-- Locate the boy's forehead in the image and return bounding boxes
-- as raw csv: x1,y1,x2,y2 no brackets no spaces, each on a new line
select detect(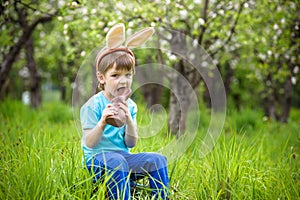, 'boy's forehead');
107,65,132,73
